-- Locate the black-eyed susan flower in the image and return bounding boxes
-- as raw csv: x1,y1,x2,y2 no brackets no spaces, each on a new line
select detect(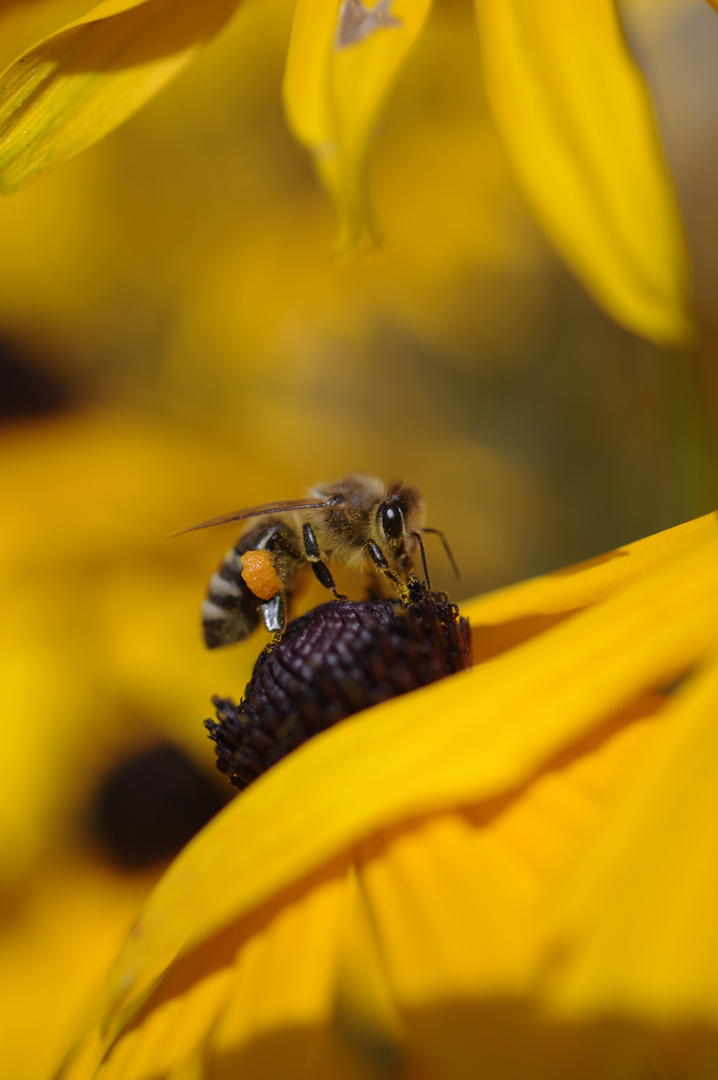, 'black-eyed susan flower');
206,579,473,788
0,0,695,345
54,510,718,1080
